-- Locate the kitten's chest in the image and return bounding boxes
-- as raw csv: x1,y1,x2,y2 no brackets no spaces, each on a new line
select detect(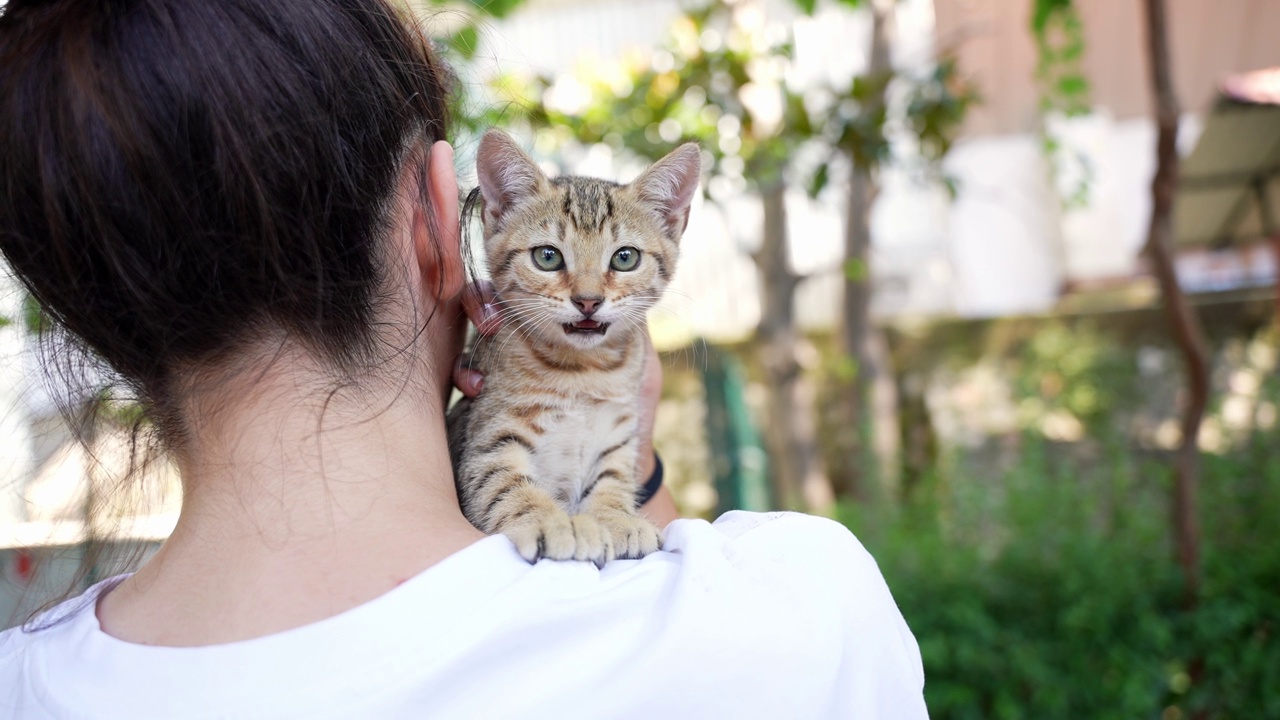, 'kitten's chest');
531,394,636,484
